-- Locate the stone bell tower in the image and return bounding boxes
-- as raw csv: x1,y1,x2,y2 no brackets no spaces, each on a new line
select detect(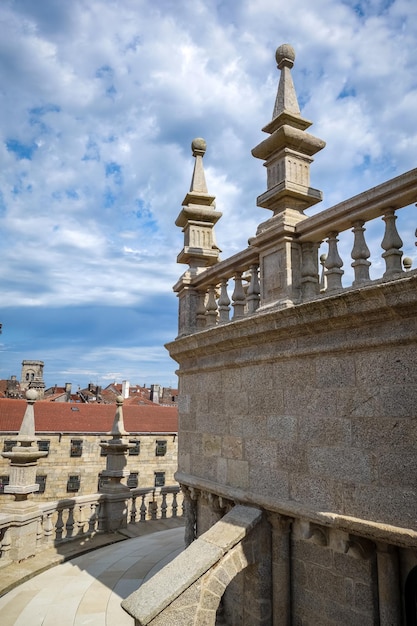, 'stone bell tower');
20,360,45,399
